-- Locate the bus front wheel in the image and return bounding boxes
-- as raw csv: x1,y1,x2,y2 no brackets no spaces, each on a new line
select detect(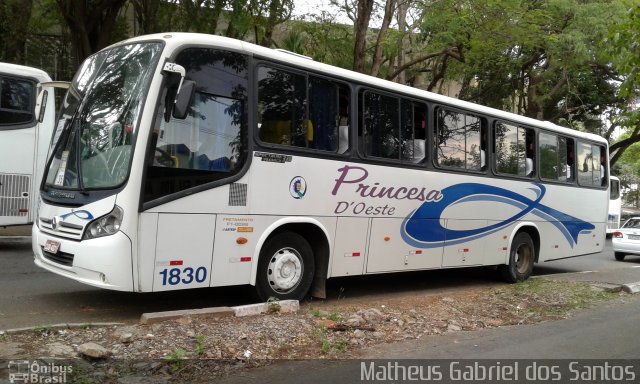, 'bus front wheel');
255,231,315,301
500,232,535,283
